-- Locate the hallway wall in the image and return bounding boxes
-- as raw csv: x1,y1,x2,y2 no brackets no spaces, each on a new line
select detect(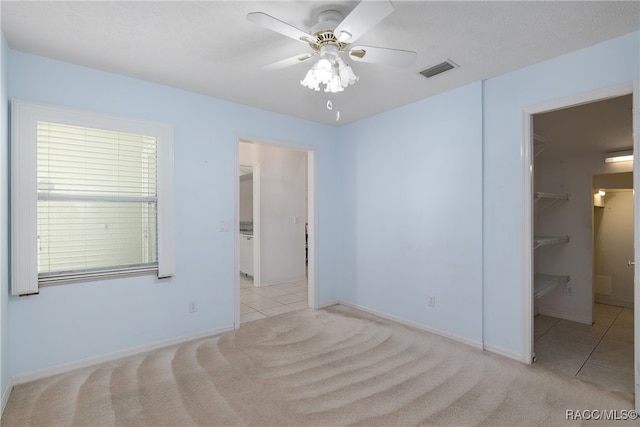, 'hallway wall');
594,190,634,307
239,142,307,286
